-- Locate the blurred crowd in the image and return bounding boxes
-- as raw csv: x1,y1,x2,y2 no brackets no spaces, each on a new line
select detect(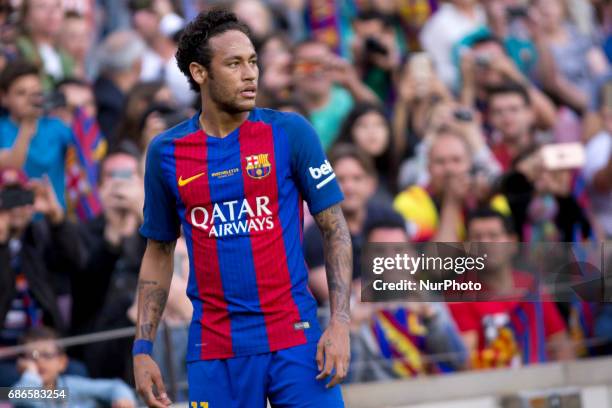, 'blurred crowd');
1,0,612,403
